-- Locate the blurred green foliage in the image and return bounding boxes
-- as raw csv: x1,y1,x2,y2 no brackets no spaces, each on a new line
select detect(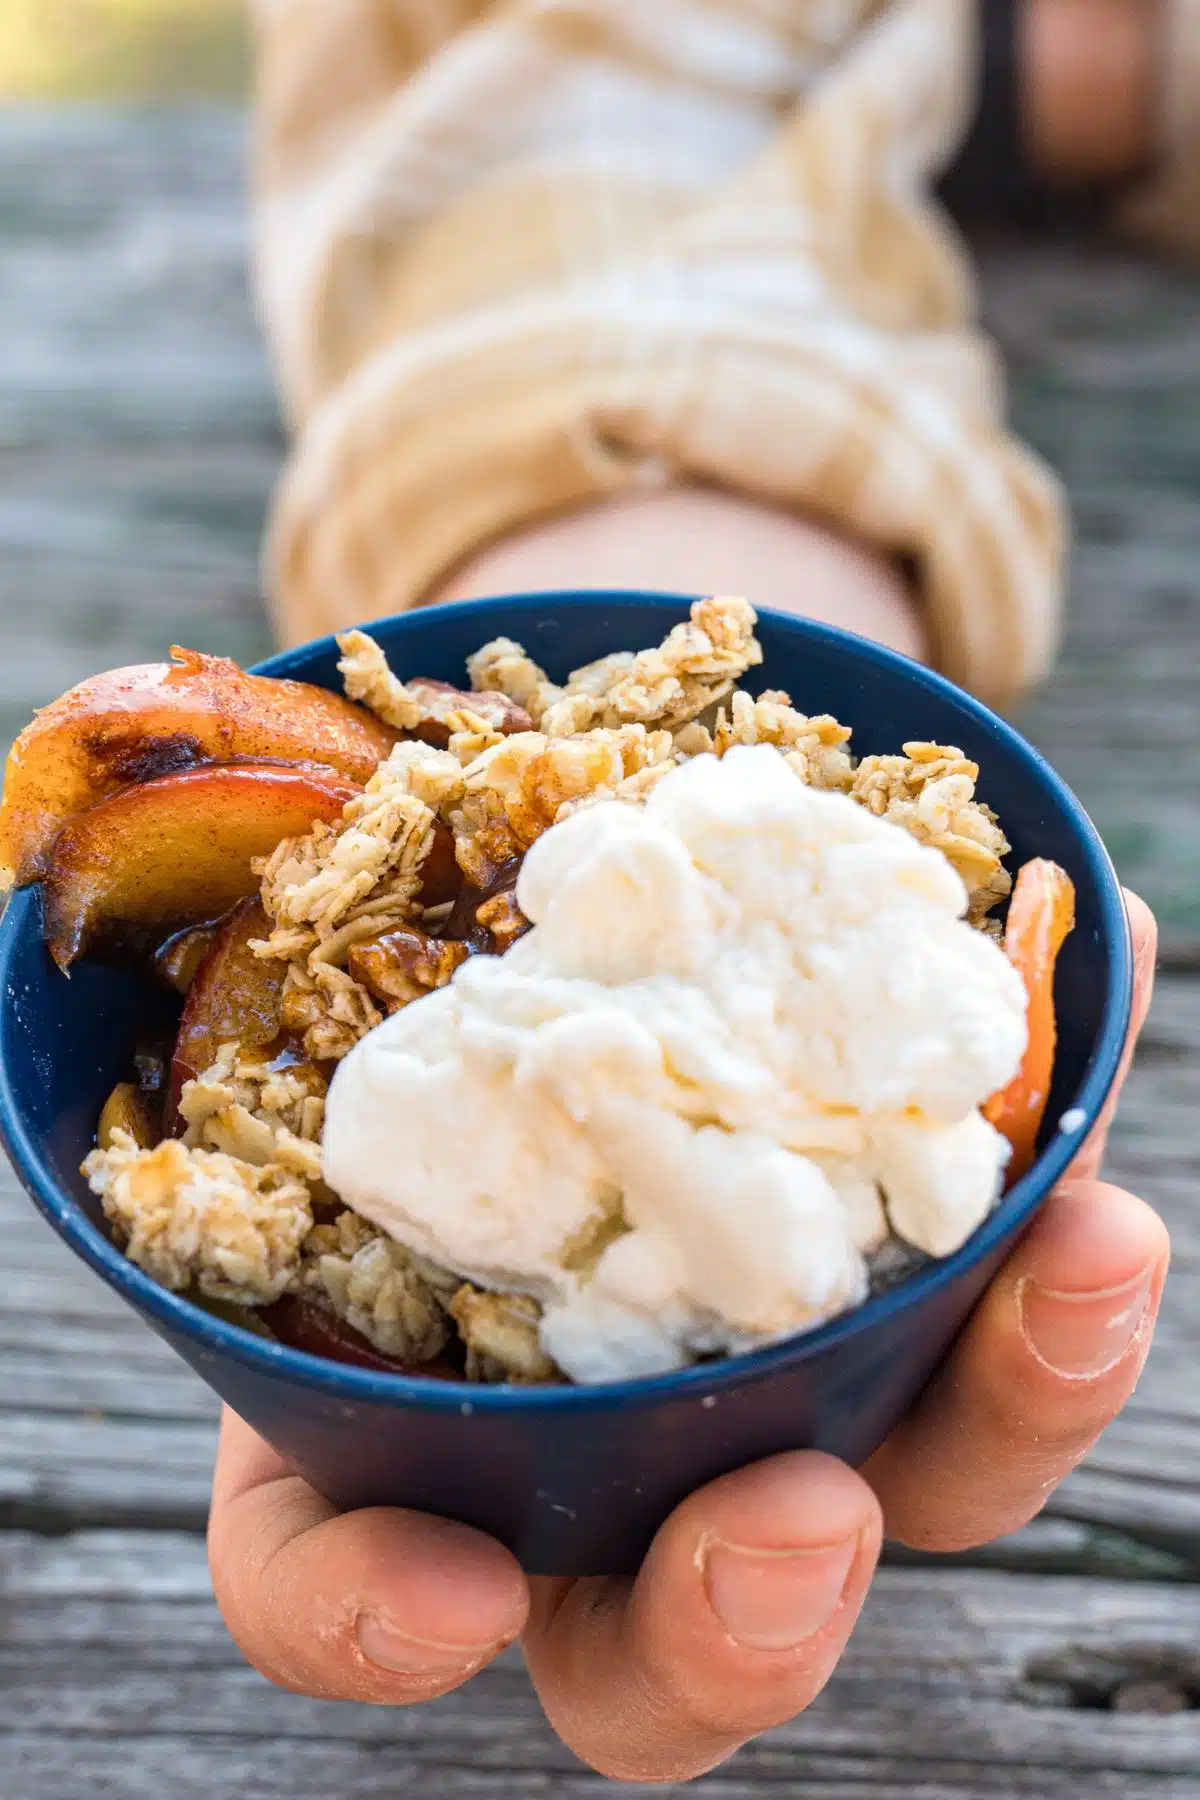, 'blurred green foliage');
0,0,248,98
